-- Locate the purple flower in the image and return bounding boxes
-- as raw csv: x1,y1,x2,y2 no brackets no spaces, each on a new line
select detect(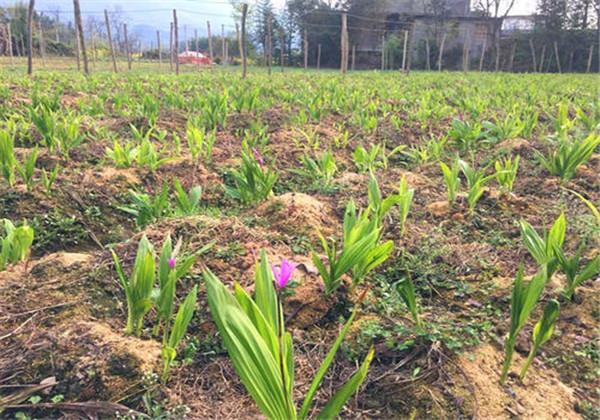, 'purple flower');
168,257,176,270
271,258,297,289
252,148,265,167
